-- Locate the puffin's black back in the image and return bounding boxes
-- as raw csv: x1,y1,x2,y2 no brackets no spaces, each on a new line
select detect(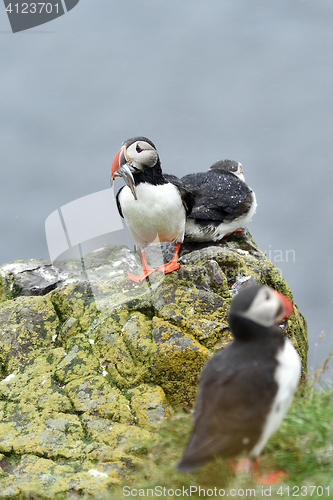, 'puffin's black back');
181,170,252,222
